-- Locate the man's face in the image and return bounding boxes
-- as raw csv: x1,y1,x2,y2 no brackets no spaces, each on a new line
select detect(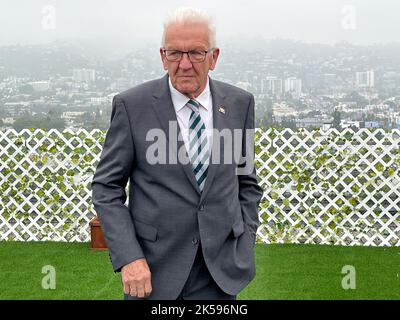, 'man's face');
160,22,220,98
